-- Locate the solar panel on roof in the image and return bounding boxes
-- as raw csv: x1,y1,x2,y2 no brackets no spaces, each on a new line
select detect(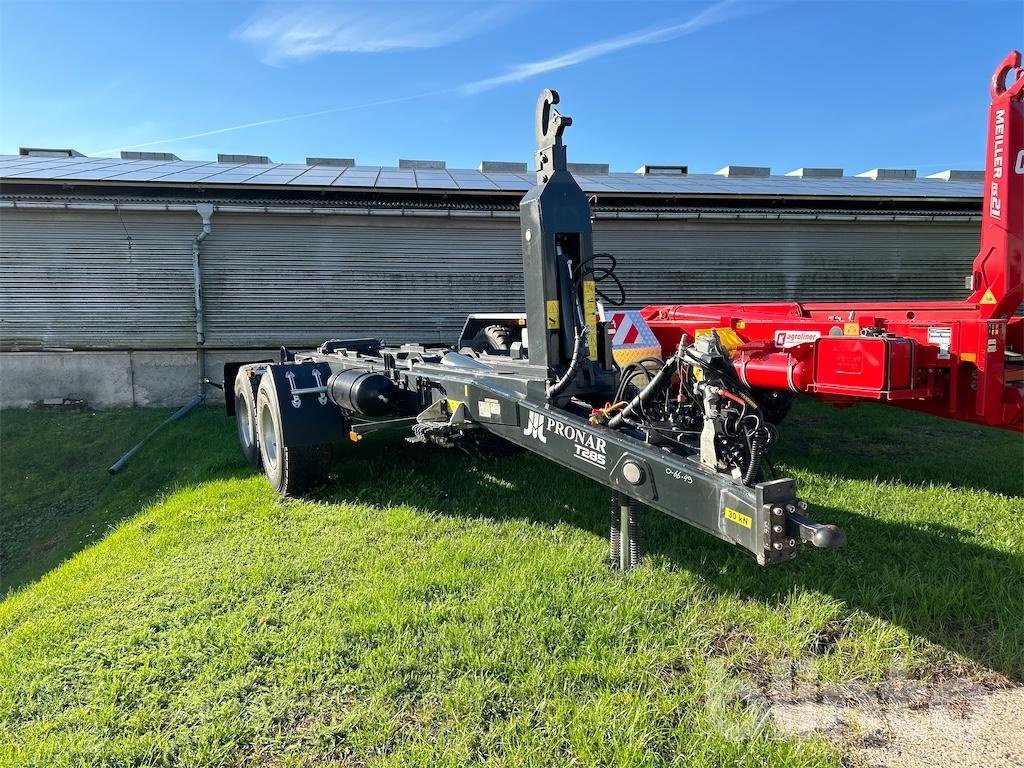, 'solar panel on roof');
104,163,179,179
331,169,379,187
51,165,127,179
242,171,306,184
450,173,498,191
413,170,458,190
202,173,264,183
485,173,531,191
376,172,417,188
0,154,983,199
291,168,341,179
572,176,617,191
2,158,55,169
151,172,214,181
